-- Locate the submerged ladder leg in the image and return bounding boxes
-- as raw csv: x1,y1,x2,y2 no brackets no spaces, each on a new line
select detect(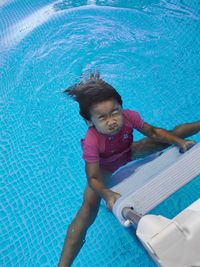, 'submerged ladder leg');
122,207,142,227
